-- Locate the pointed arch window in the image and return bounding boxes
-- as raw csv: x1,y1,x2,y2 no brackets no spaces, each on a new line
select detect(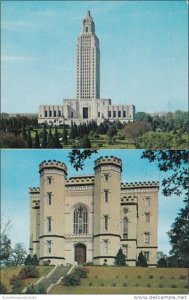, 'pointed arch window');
123,217,128,239
73,206,88,235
